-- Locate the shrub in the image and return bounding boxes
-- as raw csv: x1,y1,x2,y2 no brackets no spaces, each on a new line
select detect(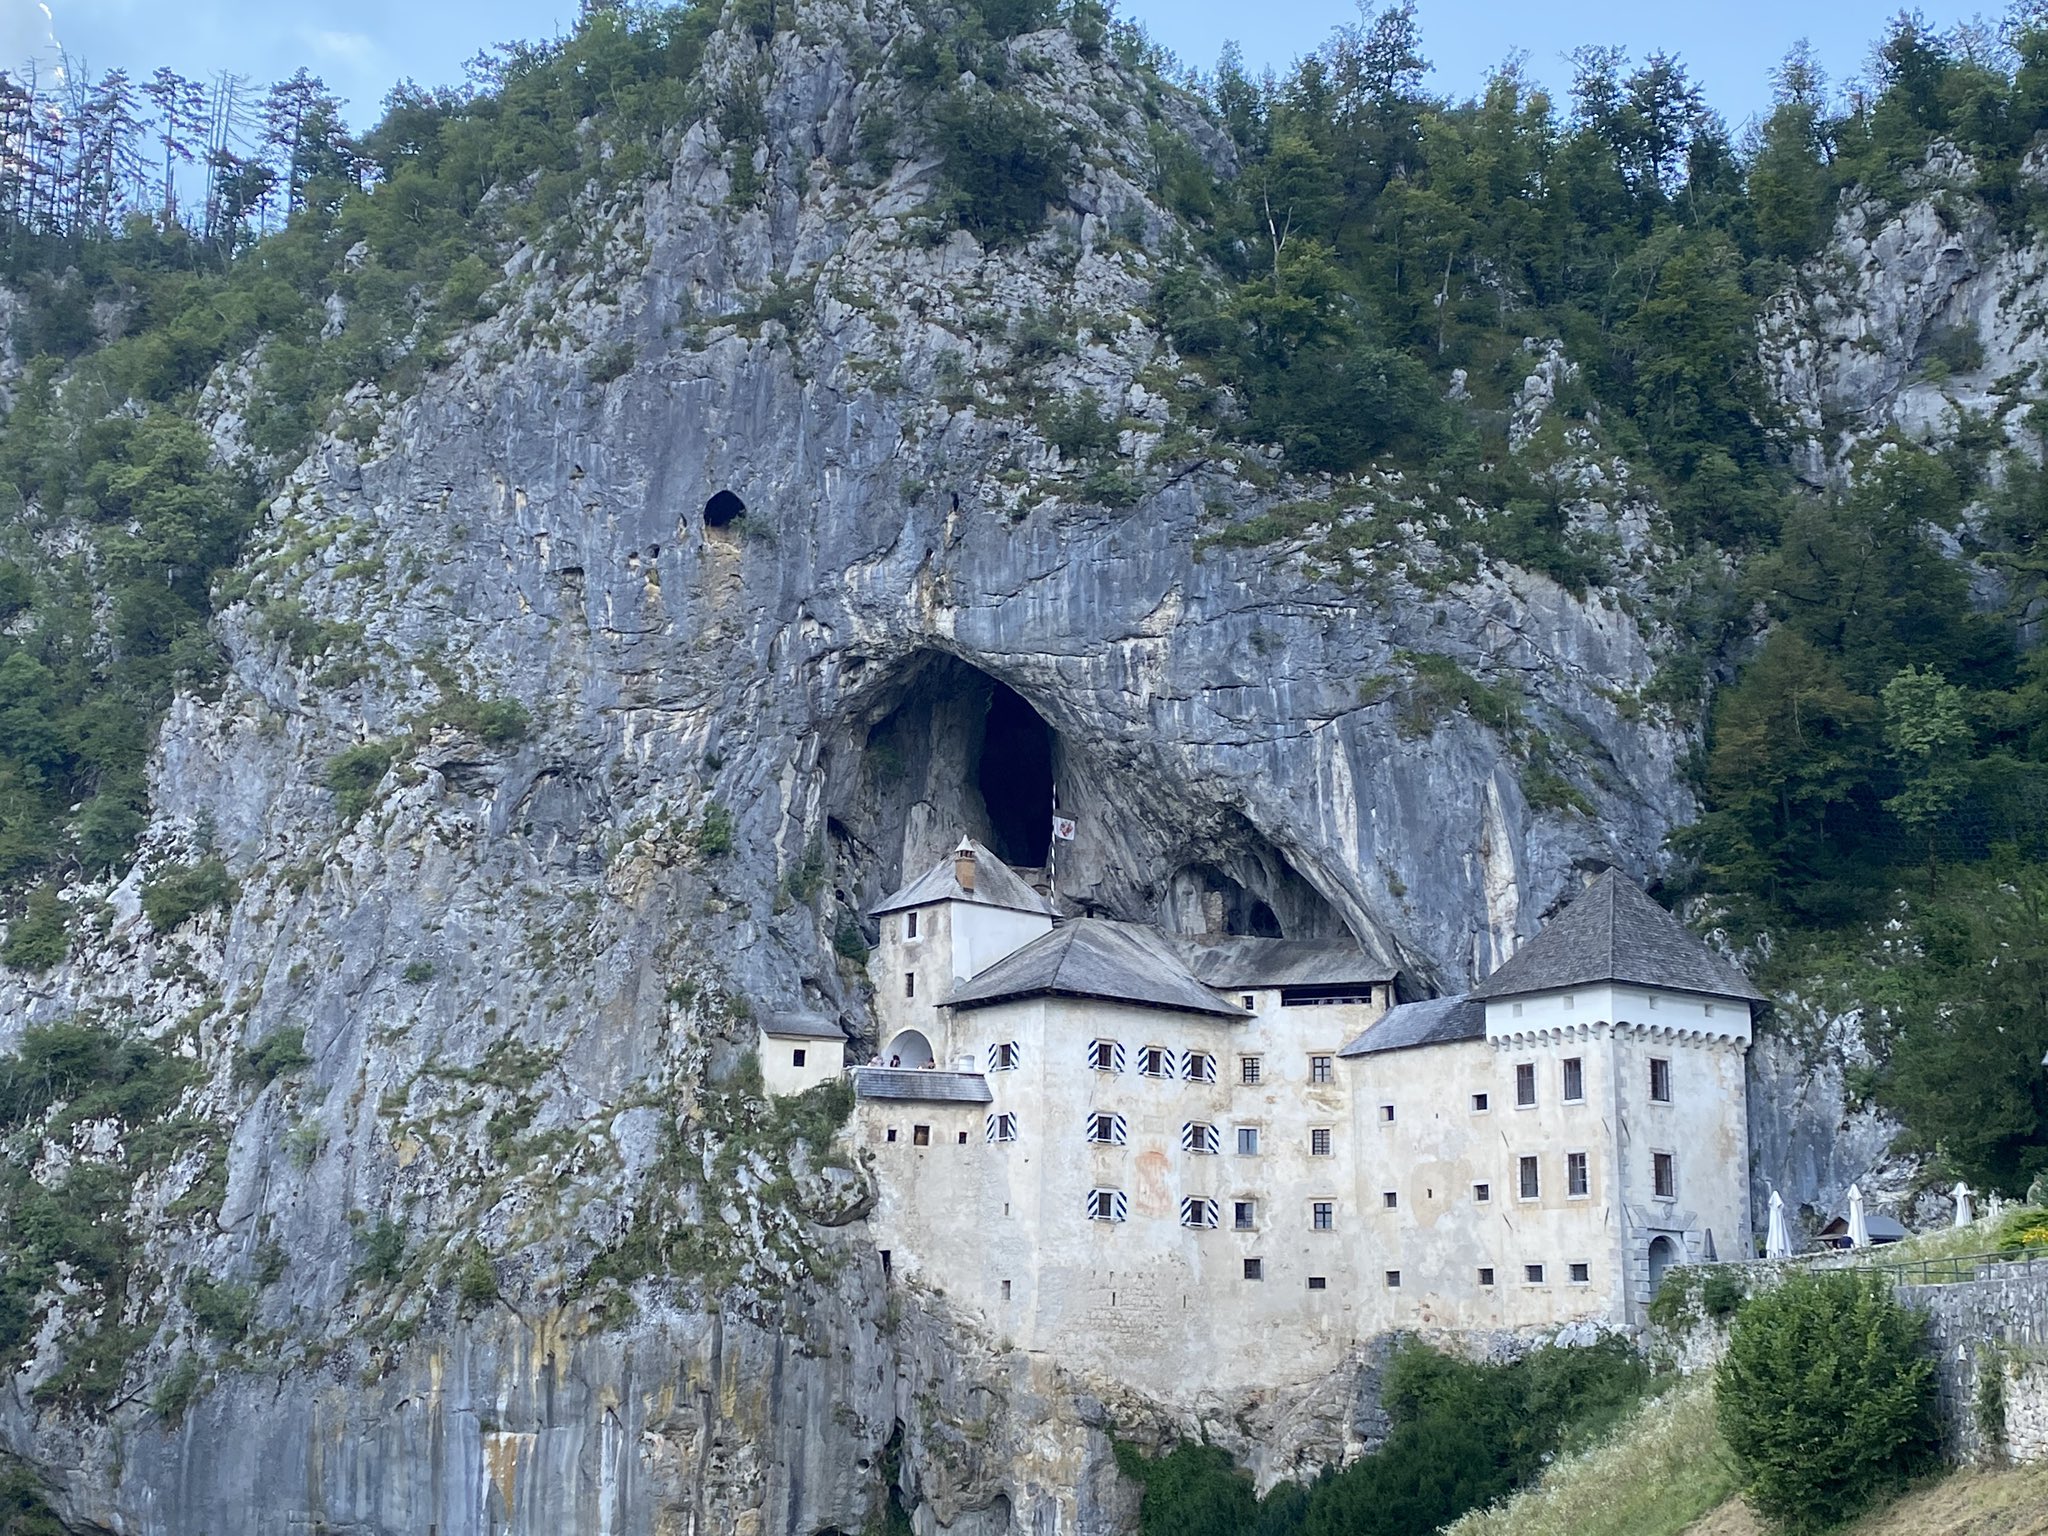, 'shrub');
697,802,736,858
239,1026,311,1086
1994,1207,2048,1251
1715,1269,1939,1532
185,1276,256,1342
354,1218,407,1287
1039,390,1117,459
323,742,396,823
152,1354,201,1424
456,1243,497,1311
402,960,435,984
588,341,637,384
933,90,1070,245
140,858,239,932
1,884,67,971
